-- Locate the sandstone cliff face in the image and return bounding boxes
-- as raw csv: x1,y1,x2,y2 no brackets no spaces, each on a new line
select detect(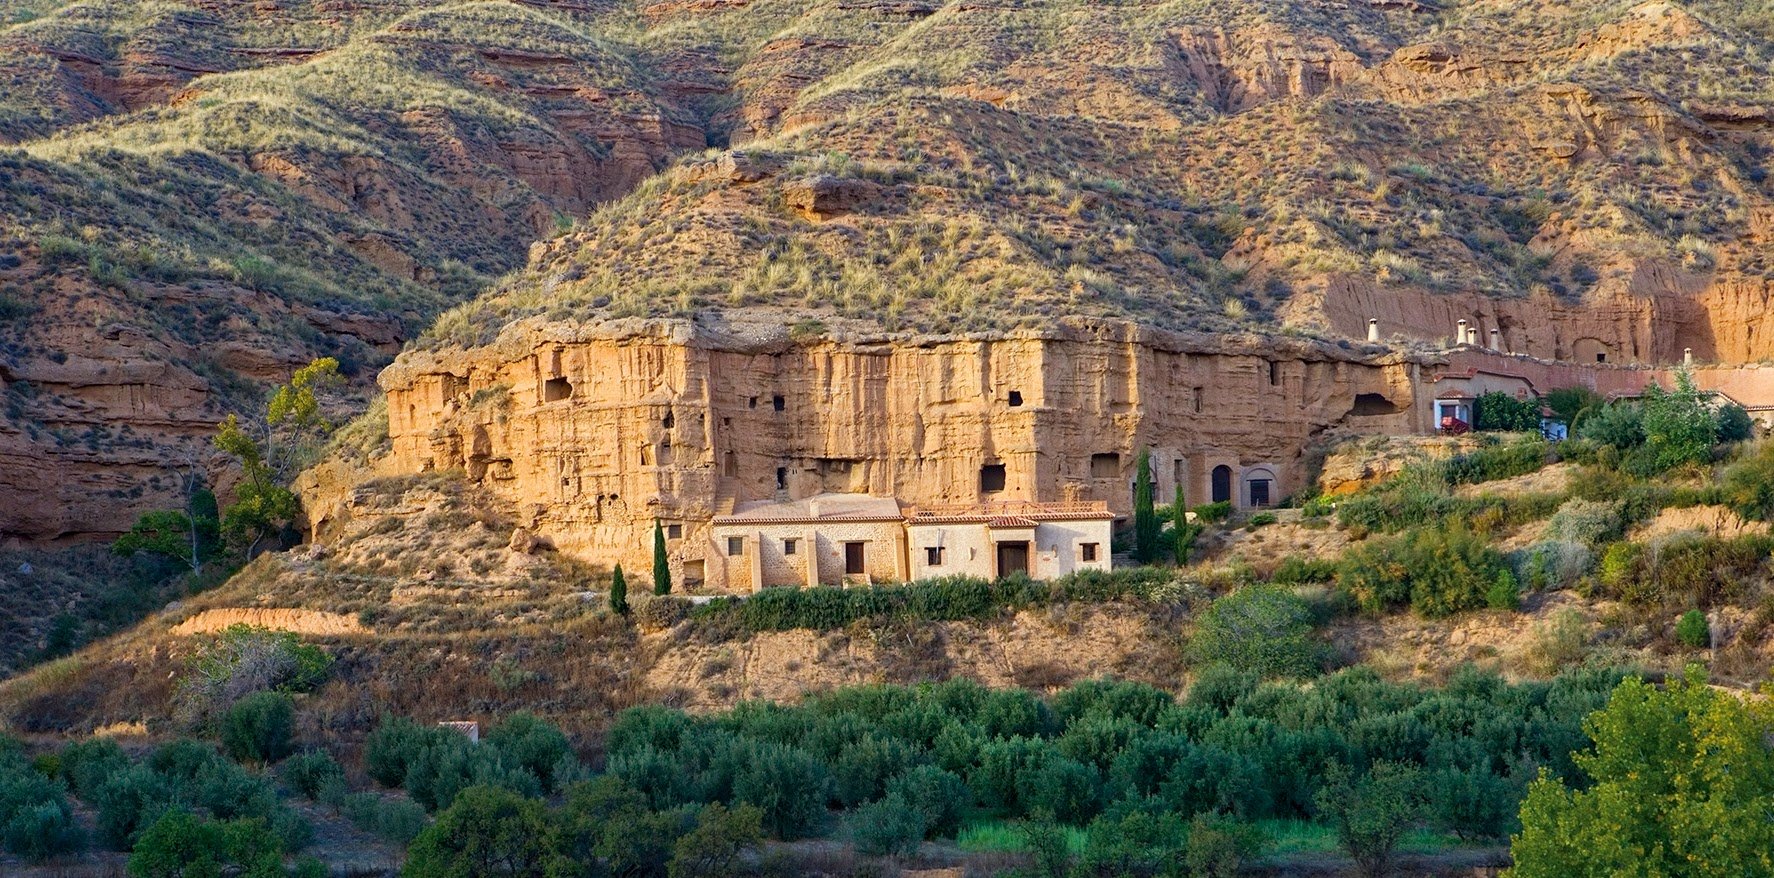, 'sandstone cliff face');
357,319,1416,580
